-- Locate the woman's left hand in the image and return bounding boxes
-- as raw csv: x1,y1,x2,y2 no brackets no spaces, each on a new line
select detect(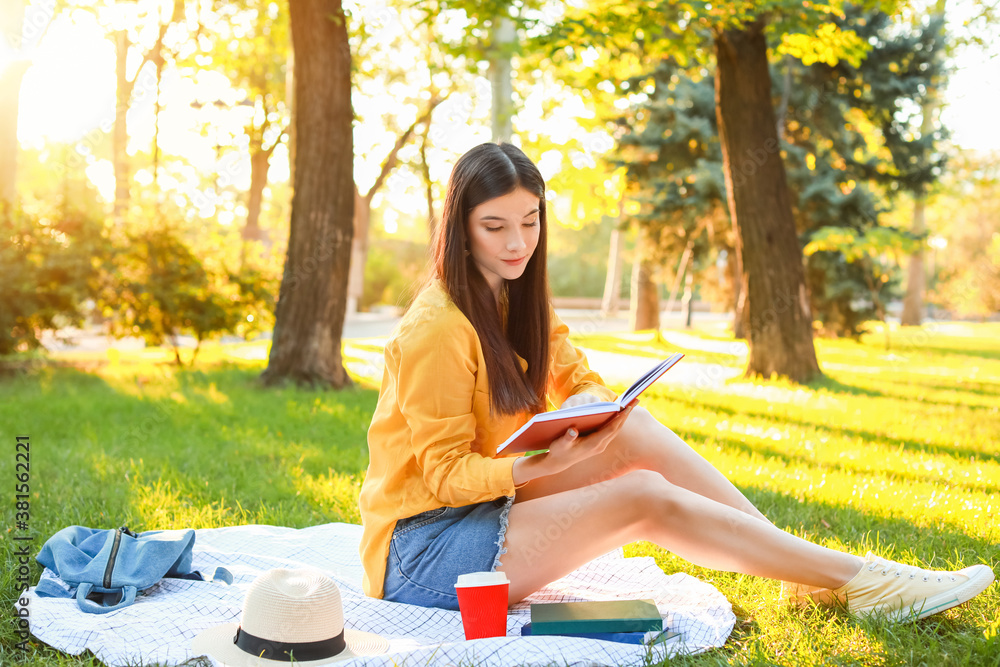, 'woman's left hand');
559,391,607,410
